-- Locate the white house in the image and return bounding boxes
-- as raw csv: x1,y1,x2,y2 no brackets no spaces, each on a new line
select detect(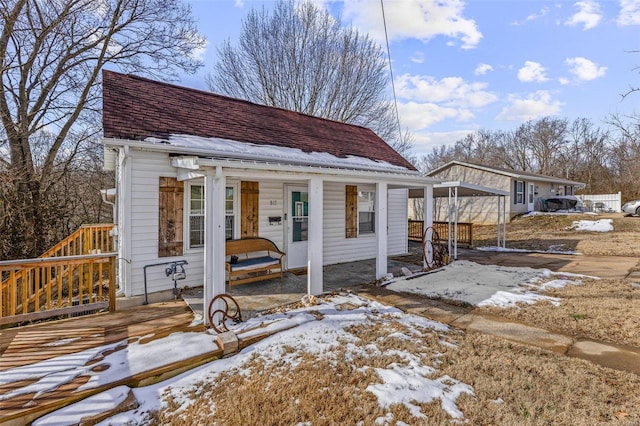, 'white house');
425,161,585,224
101,71,437,321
